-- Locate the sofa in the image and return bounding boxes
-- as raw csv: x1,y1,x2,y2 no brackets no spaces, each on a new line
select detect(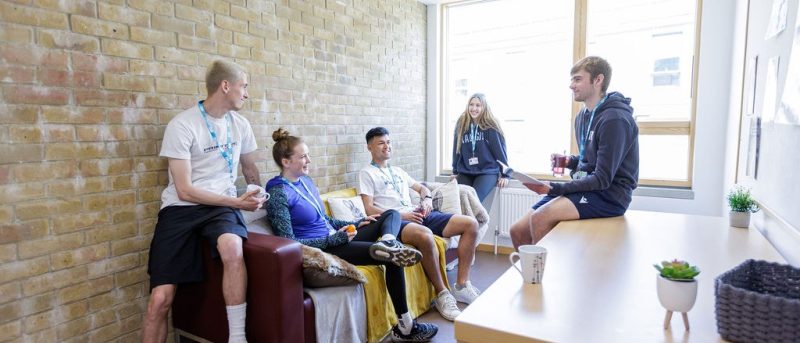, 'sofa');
171,183,487,342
